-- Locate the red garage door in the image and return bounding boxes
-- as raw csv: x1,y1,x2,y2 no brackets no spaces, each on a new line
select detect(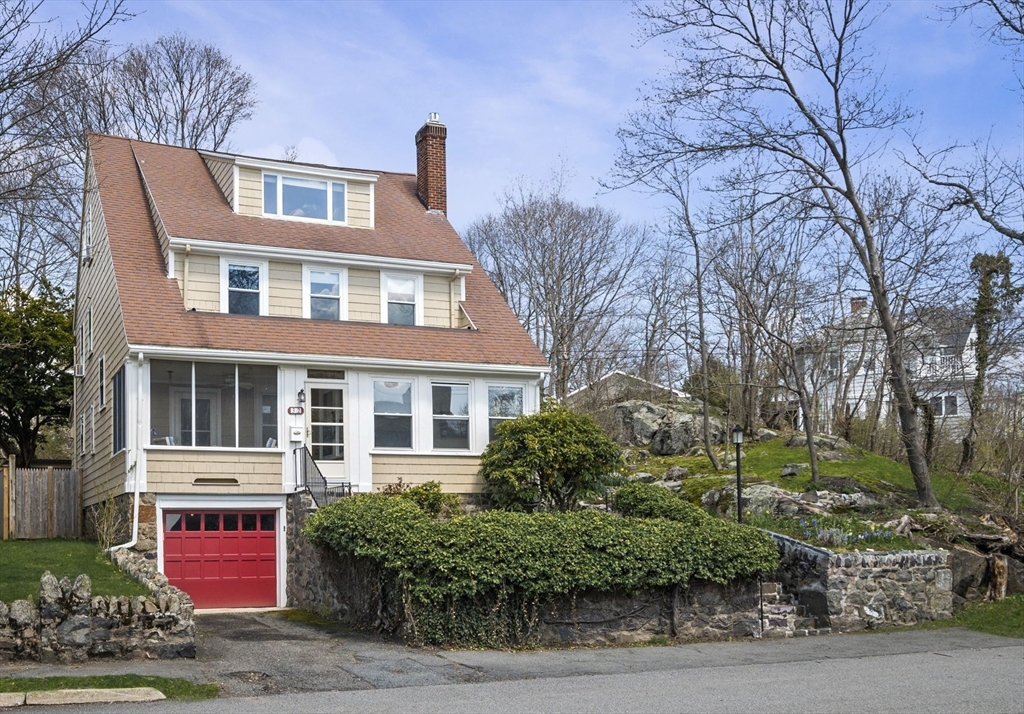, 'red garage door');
163,510,277,608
